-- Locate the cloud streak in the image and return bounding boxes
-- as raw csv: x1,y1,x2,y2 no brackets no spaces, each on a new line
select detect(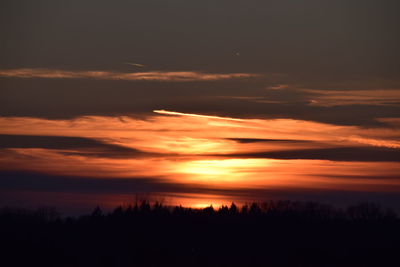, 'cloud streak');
0,134,158,159
303,89,400,107
214,146,400,162
0,68,259,82
153,110,246,122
